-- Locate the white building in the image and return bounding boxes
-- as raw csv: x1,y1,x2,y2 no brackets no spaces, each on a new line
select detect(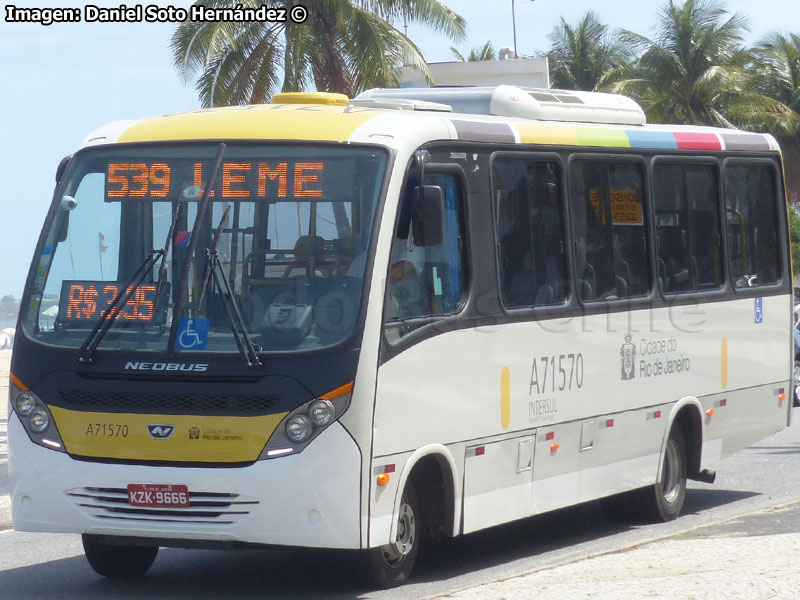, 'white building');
398,56,549,89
